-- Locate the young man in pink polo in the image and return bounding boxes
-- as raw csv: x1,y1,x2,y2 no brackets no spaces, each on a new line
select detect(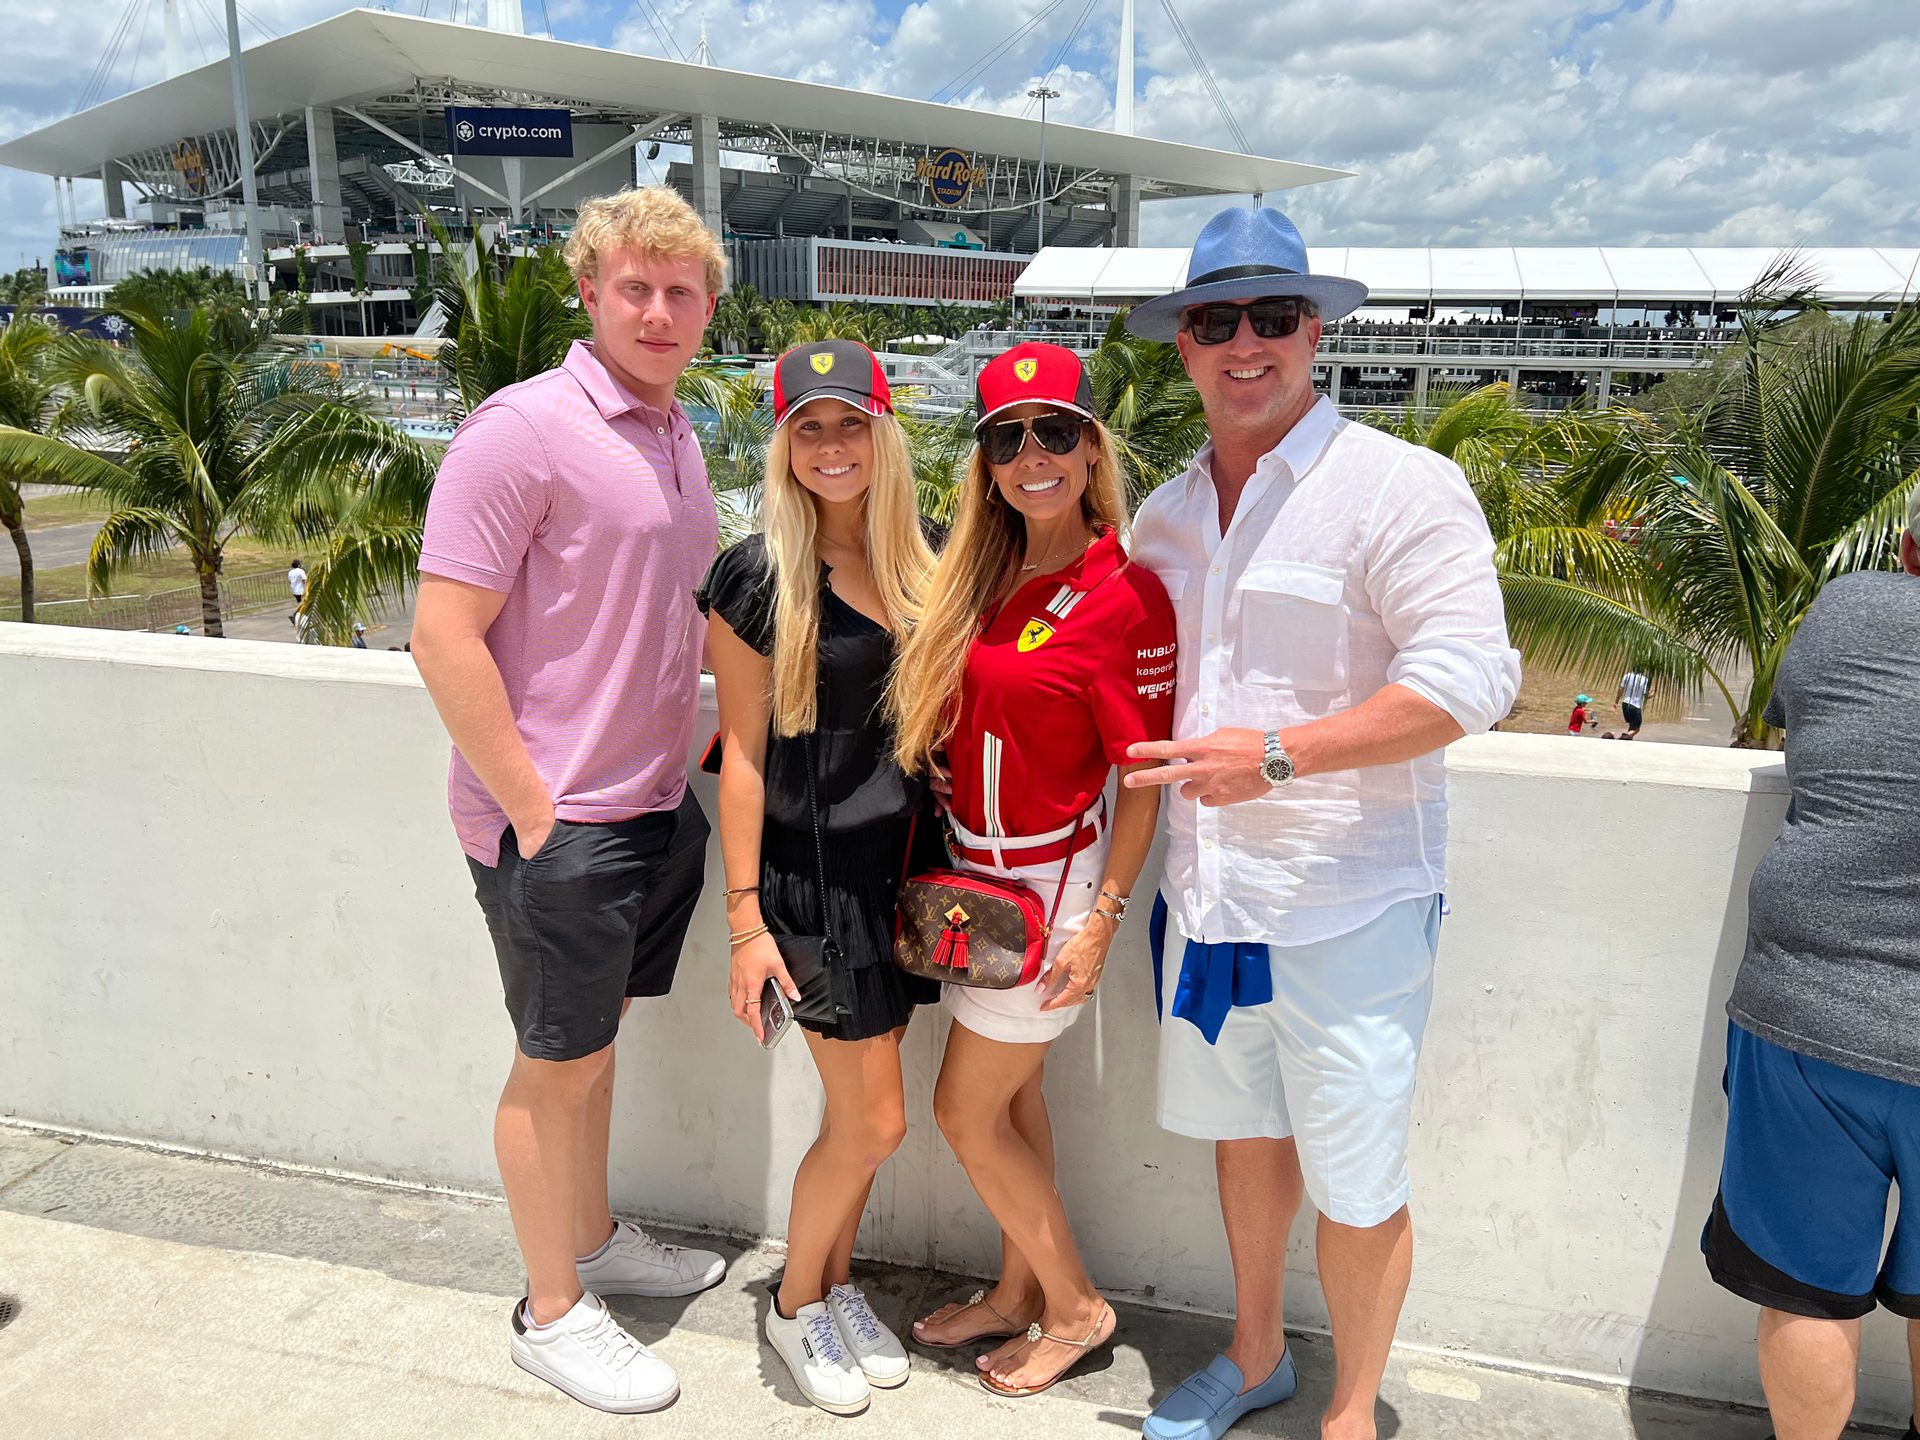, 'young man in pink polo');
413,187,726,1414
